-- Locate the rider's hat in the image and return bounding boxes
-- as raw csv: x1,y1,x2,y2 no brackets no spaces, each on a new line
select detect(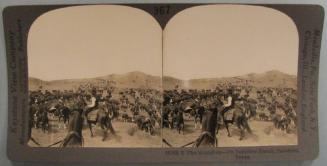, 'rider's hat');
91,88,97,95
227,88,233,95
